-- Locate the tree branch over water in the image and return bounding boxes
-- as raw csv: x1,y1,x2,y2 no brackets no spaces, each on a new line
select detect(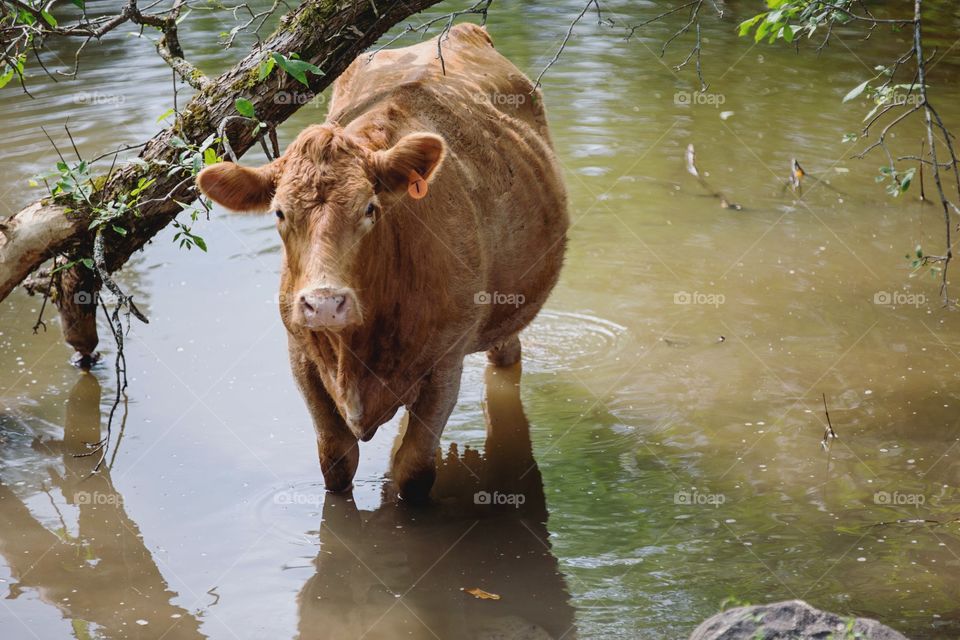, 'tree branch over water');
550,0,958,305
757,0,958,306
535,0,723,92
1,0,209,86
0,0,449,304
0,0,449,464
